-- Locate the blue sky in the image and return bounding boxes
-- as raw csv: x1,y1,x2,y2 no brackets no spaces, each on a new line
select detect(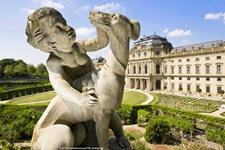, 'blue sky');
0,0,225,66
